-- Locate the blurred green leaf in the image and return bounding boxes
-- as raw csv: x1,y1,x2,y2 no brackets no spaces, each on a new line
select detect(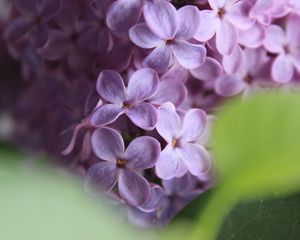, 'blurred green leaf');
0,146,154,240
187,93,300,240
